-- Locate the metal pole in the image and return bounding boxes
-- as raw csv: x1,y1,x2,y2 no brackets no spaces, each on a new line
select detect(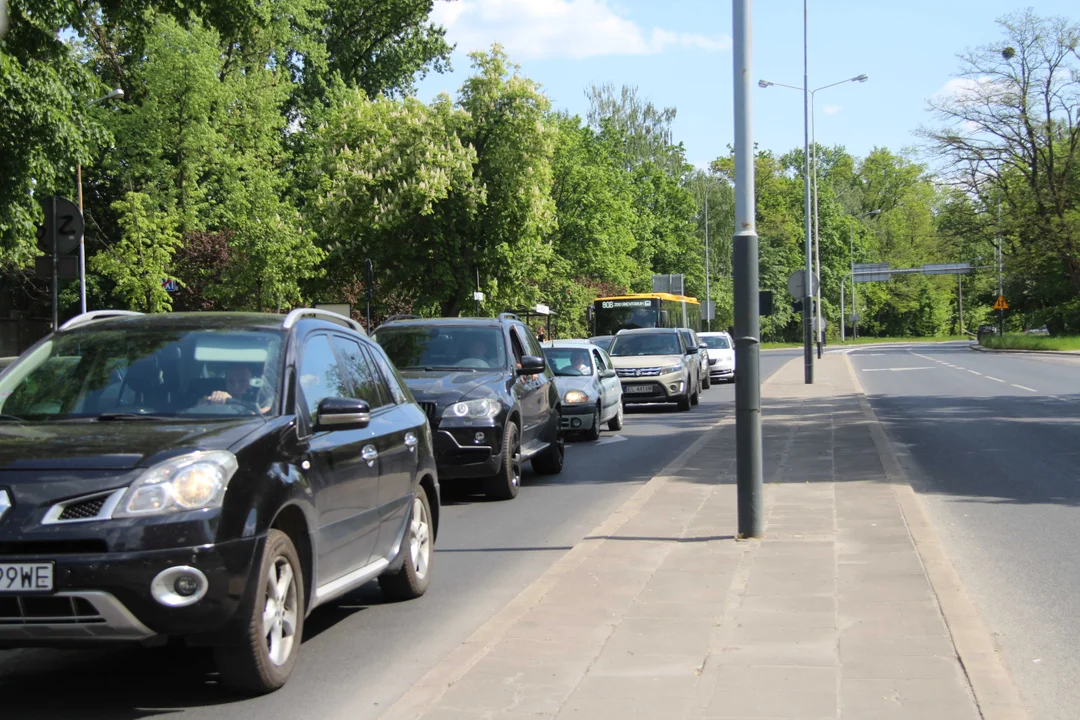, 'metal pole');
77,164,87,314
51,196,59,331
812,91,822,358
840,276,845,342
801,0,813,383
705,181,711,331
850,221,857,340
997,199,1003,334
958,274,963,335
733,0,763,538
